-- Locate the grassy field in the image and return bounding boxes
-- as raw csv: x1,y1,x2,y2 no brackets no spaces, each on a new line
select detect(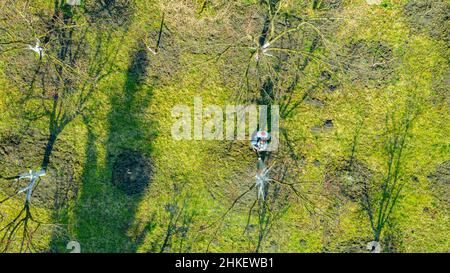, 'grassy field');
0,0,448,253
